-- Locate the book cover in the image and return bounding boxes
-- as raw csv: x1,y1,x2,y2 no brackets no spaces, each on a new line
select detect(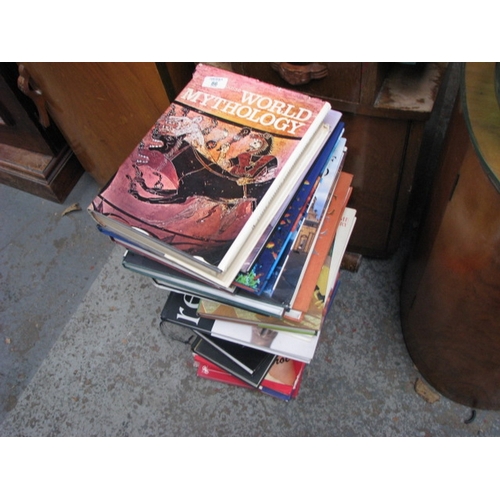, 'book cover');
283,206,357,322
196,296,318,335
193,207,353,340
260,356,305,400
194,354,252,390
160,292,275,374
122,249,287,317
89,63,332,290
206,206,354,361
326,207,357,295
234,132,346,295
